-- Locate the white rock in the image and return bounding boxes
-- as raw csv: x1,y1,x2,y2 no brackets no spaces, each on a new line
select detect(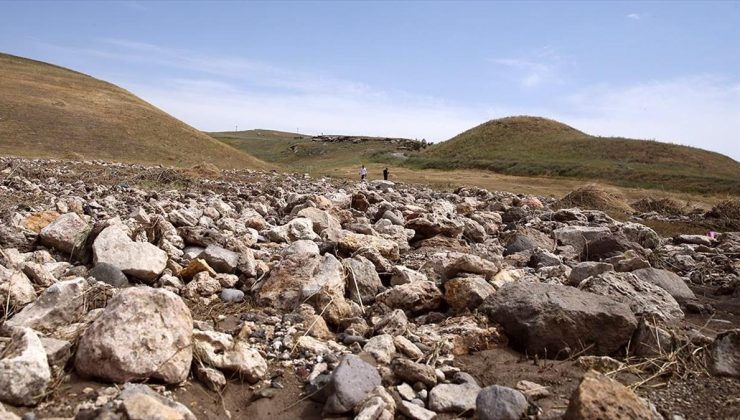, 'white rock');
192,329,267,383
38,212,90,254
74,287,193,384
0,327,51,406
7,278,90,332
93,225,167,282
